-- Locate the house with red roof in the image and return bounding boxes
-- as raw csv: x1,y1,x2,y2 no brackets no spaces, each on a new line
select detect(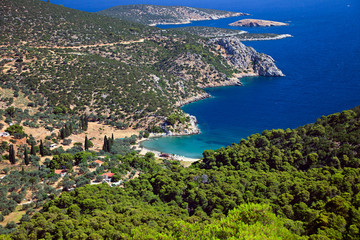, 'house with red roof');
101,172,114,182
54,169,67,177
94,160,104,166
